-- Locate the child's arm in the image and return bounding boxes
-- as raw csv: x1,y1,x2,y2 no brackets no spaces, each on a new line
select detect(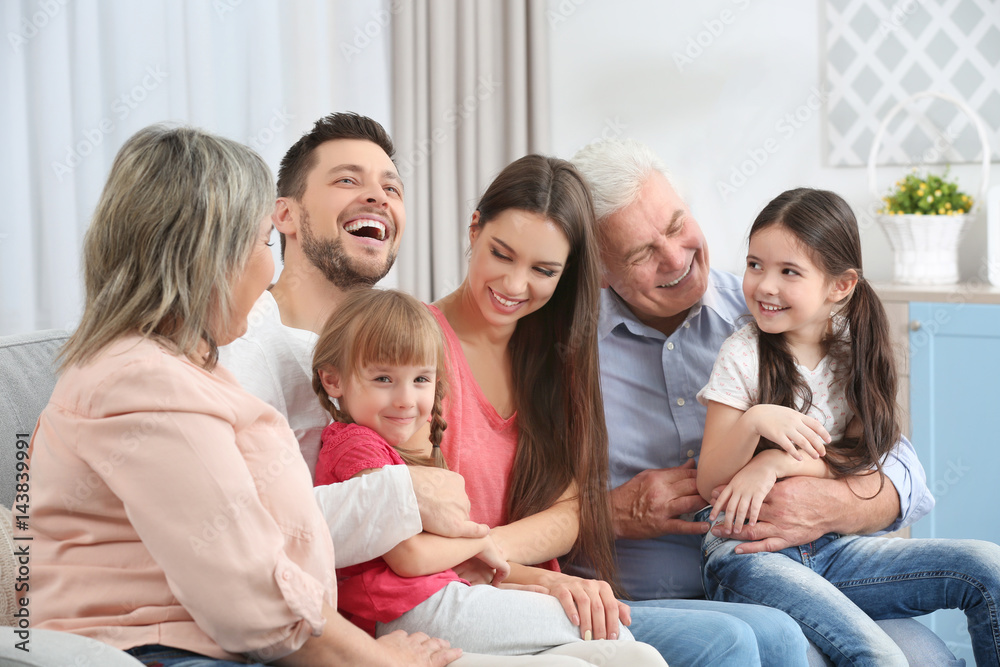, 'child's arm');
696,401,832,502
381,530,510,583
488,481,579,565
710,448,834,534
